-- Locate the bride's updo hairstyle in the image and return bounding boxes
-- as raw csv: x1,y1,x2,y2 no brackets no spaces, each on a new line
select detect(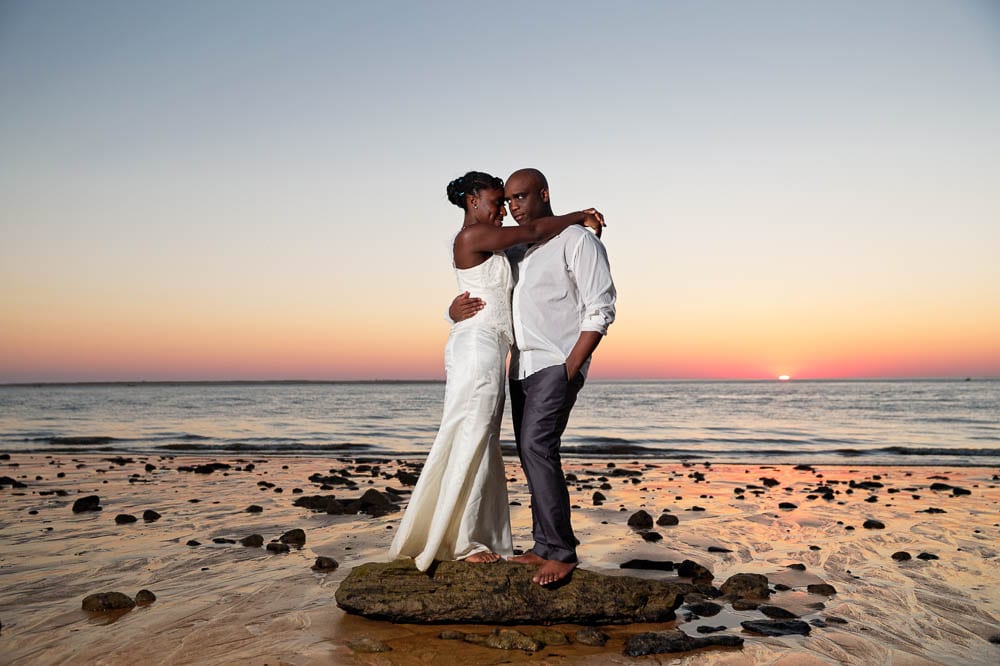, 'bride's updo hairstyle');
446,171,504,210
